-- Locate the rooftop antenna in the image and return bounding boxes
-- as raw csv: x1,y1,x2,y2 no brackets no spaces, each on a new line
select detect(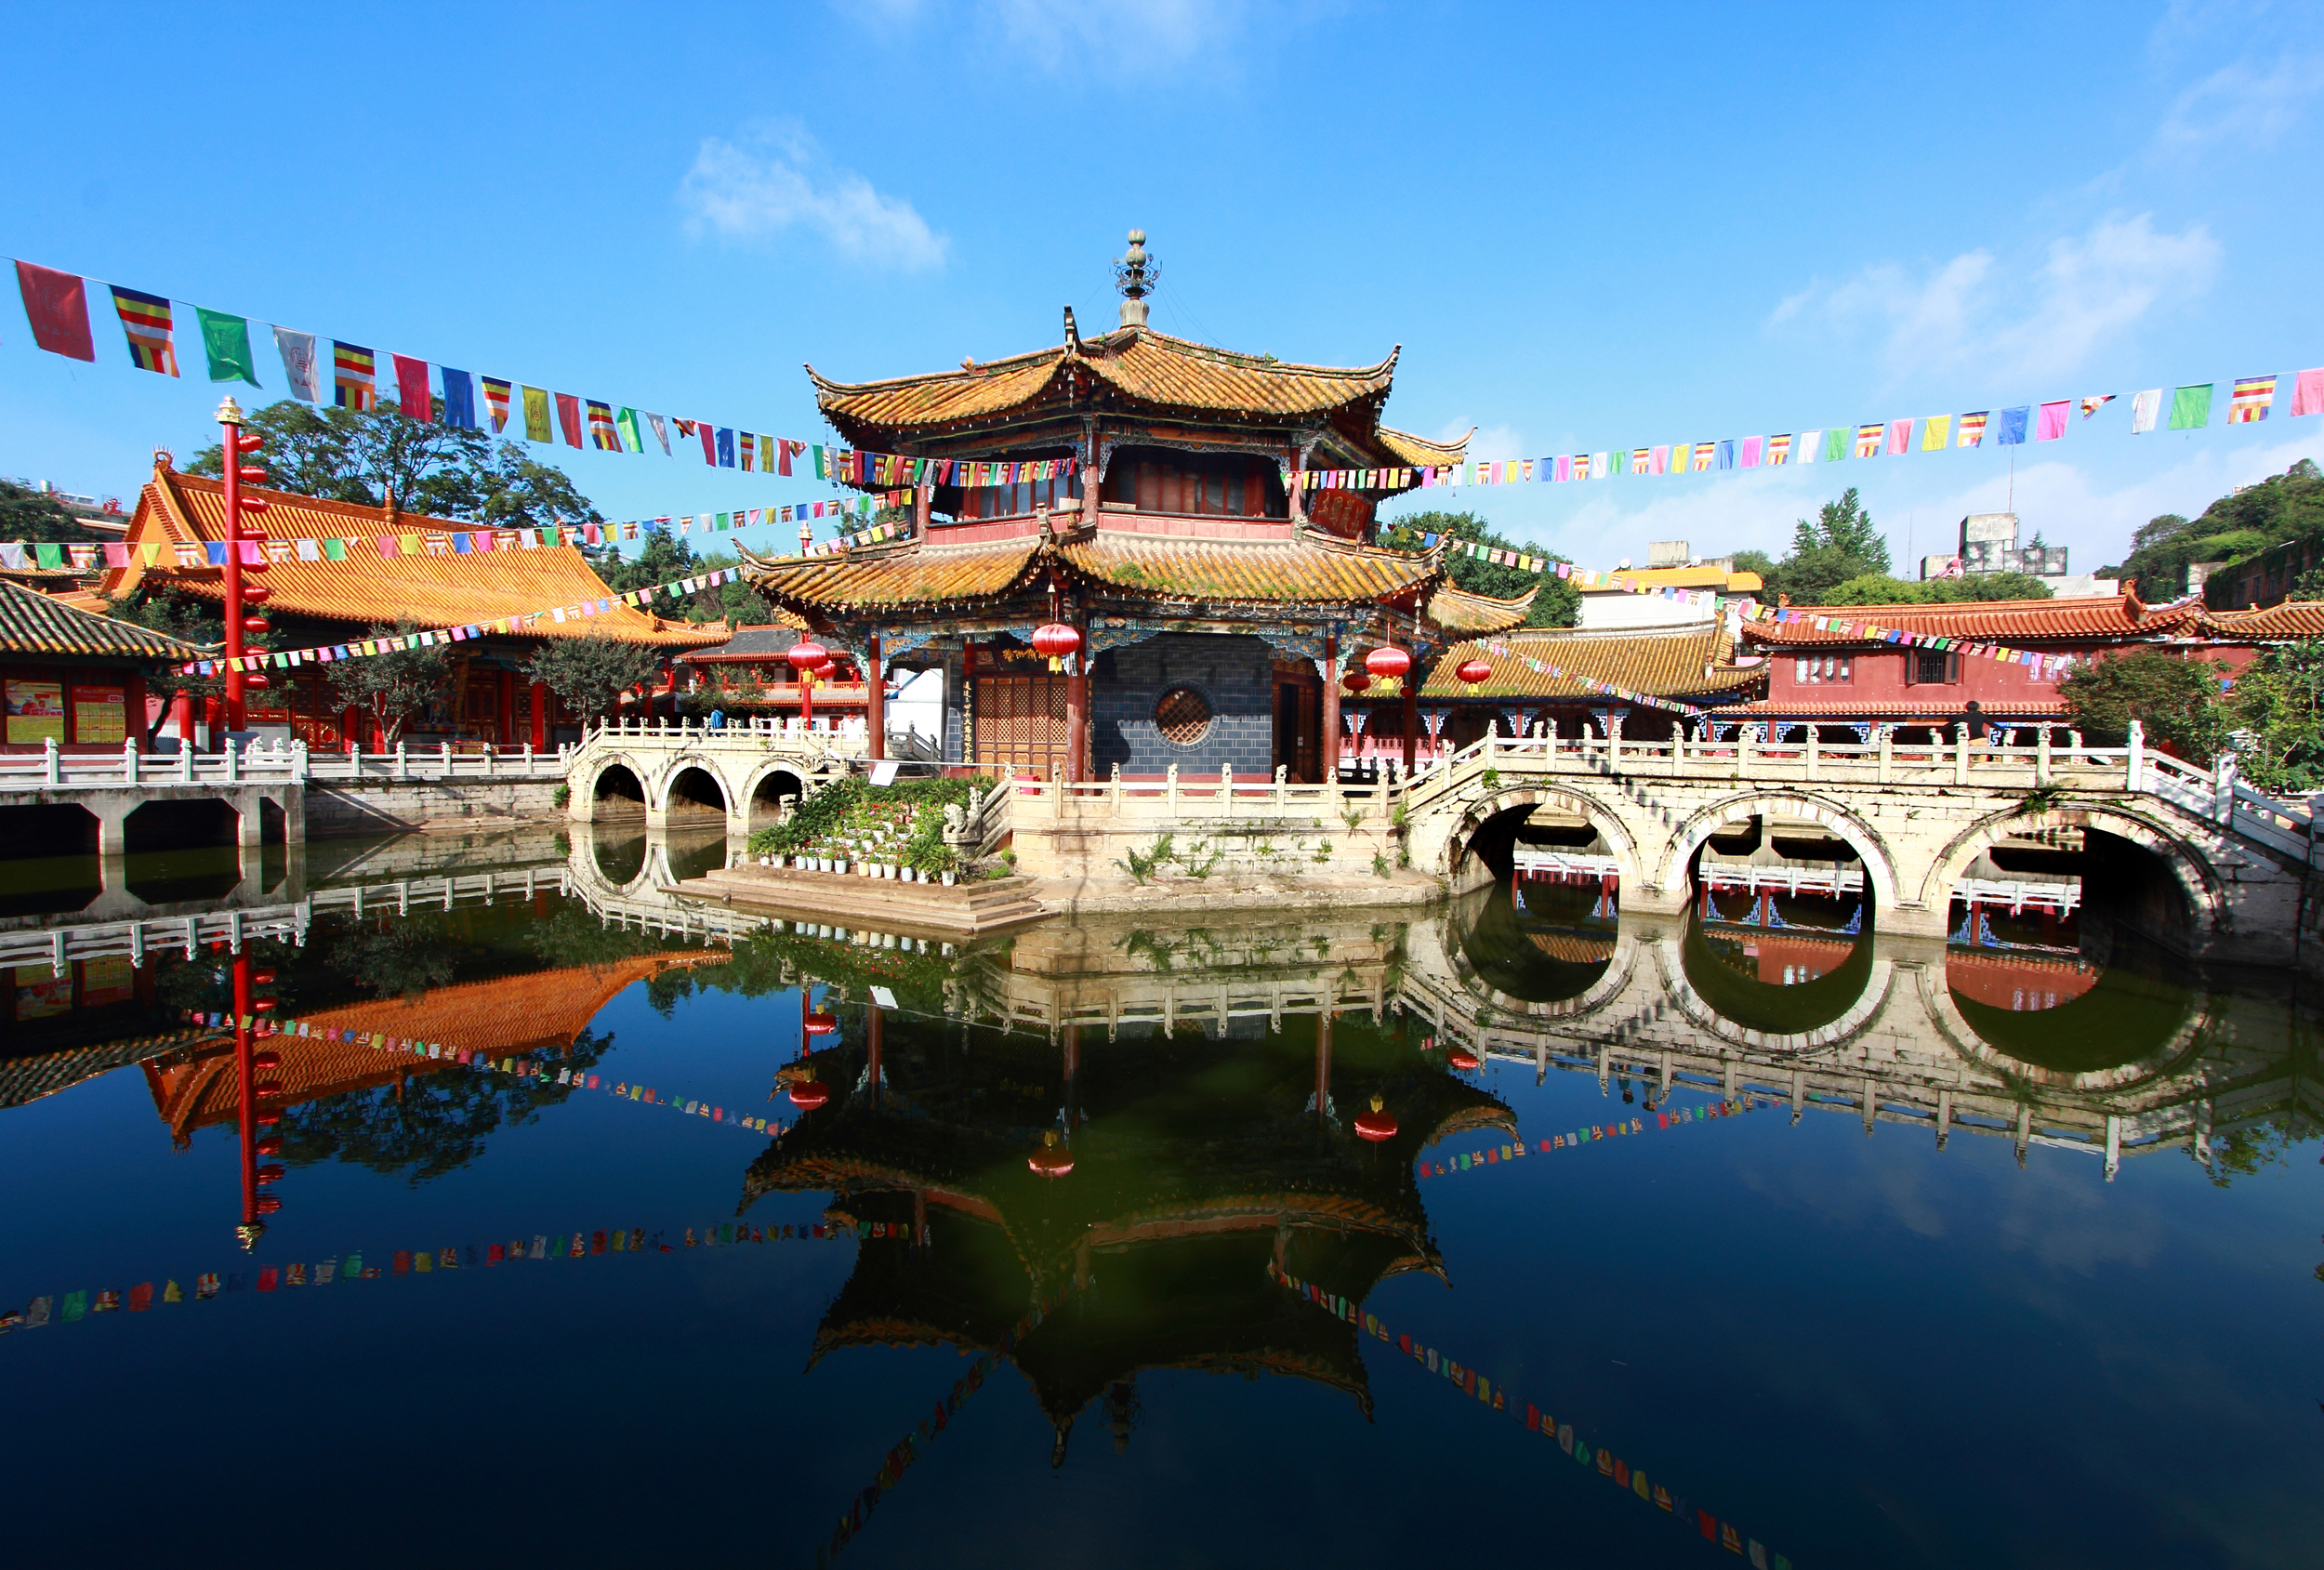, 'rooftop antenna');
1114,230,1156,329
